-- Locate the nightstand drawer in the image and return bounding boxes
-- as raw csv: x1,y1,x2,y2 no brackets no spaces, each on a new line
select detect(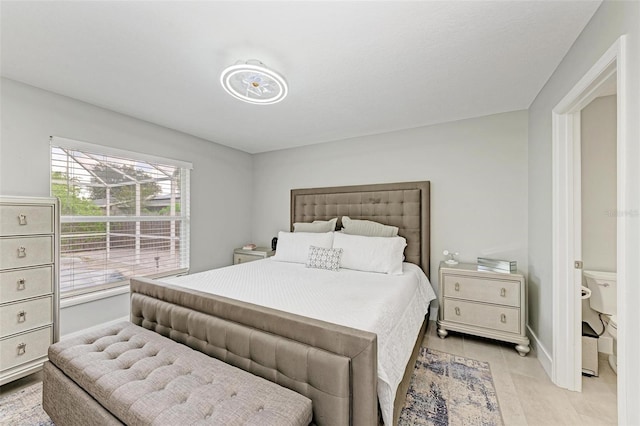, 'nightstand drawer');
233,247,274,265
0,204,53,236
233,253,262,264
0,296,53,338
0,326,52,372
0,236,53,270
443,299,520,334
443,274,520,307
0,266,53,303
